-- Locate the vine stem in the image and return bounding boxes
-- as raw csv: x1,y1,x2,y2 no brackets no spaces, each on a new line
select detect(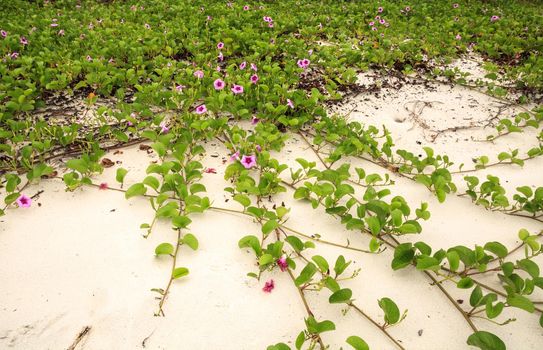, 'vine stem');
156,227,183,317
